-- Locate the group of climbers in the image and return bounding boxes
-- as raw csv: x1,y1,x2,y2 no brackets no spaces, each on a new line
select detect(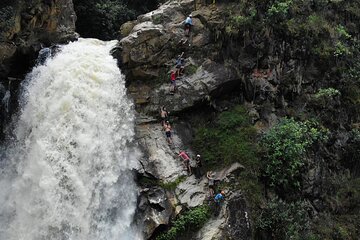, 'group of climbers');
158,12,226,211
159,107,226,211
168,14,193,94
